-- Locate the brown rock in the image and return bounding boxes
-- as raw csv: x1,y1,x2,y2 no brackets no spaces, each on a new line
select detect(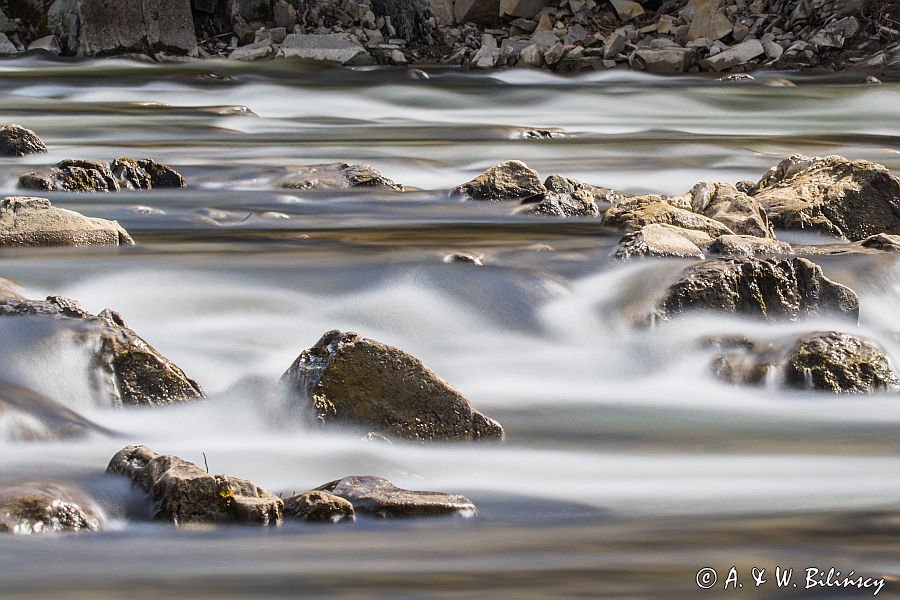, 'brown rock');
452,160,545,201
283,490,355,522
0,482,103,535
107,445,282,526
0,196,134,247
316,475,476,518
0,124,47,157
602,195,735,238
614,223,709,259
686,181,773,238
281,330,504,442
277,163,402,191
19,158,186,193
